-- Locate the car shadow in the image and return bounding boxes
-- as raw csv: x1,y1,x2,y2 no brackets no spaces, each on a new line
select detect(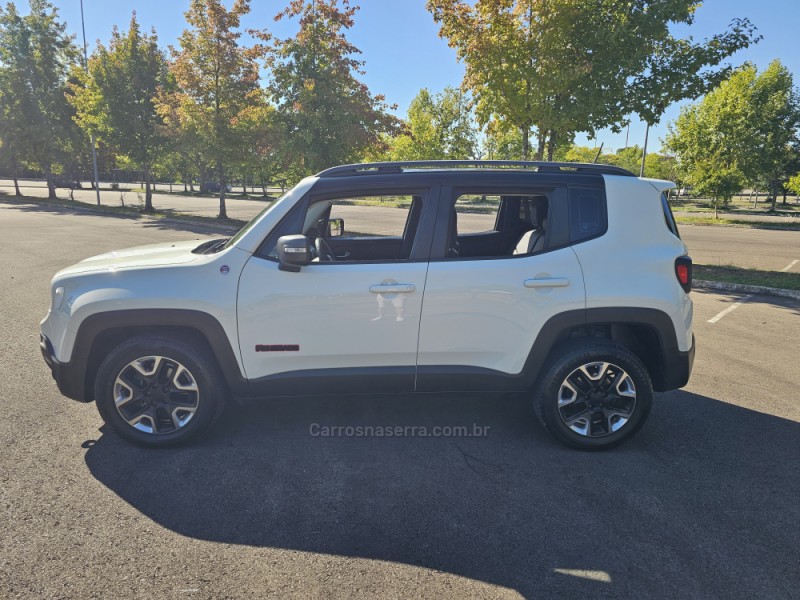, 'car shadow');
84,390,798,598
